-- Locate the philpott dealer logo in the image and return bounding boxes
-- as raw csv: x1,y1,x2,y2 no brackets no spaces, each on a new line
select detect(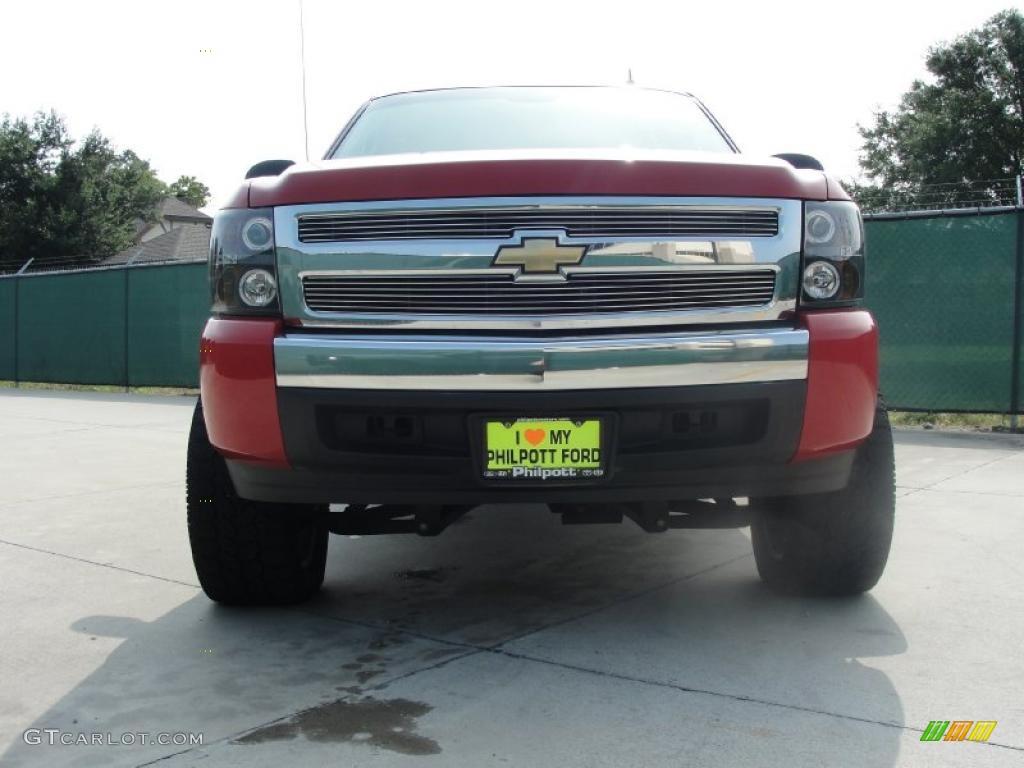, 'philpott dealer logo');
920,720,997,742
